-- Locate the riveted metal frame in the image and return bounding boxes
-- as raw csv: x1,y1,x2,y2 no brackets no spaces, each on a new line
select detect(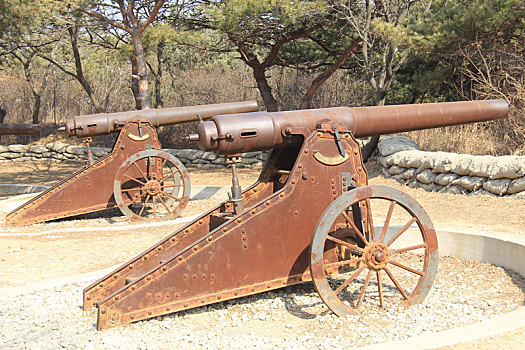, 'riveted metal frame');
5,119,189,226
88,126,371,330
